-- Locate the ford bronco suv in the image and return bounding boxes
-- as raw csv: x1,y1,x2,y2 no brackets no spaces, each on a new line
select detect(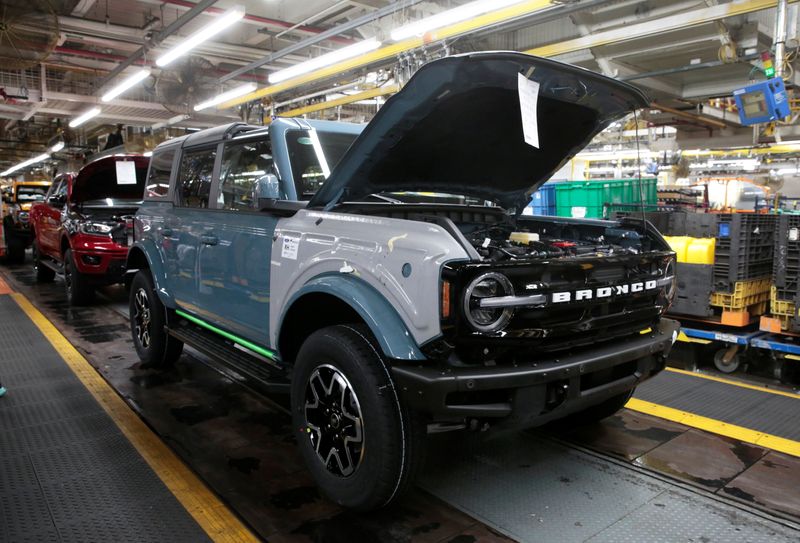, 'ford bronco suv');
1,180,51,263
127,52,678,510
30,154,148,304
